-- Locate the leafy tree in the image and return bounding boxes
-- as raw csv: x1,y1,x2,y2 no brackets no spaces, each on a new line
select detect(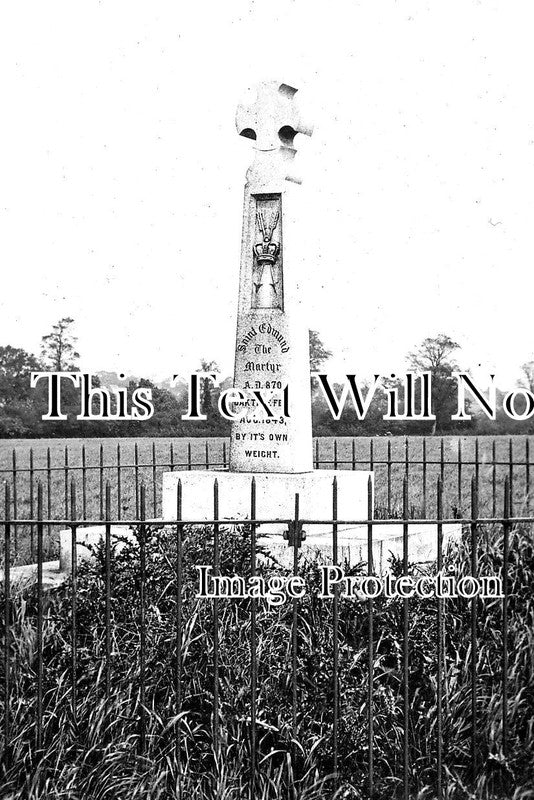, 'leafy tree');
309,330,332,372
519,360,534,393
407,333,461,434
198,359,220,416
0,345,41,408
41,317,80,371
